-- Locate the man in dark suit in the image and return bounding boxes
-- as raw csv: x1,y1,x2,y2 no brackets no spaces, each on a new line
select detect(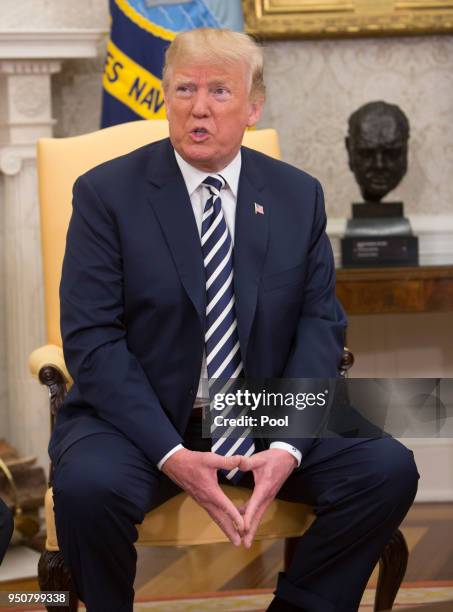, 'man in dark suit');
51,28,419,611
0,499,13,565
